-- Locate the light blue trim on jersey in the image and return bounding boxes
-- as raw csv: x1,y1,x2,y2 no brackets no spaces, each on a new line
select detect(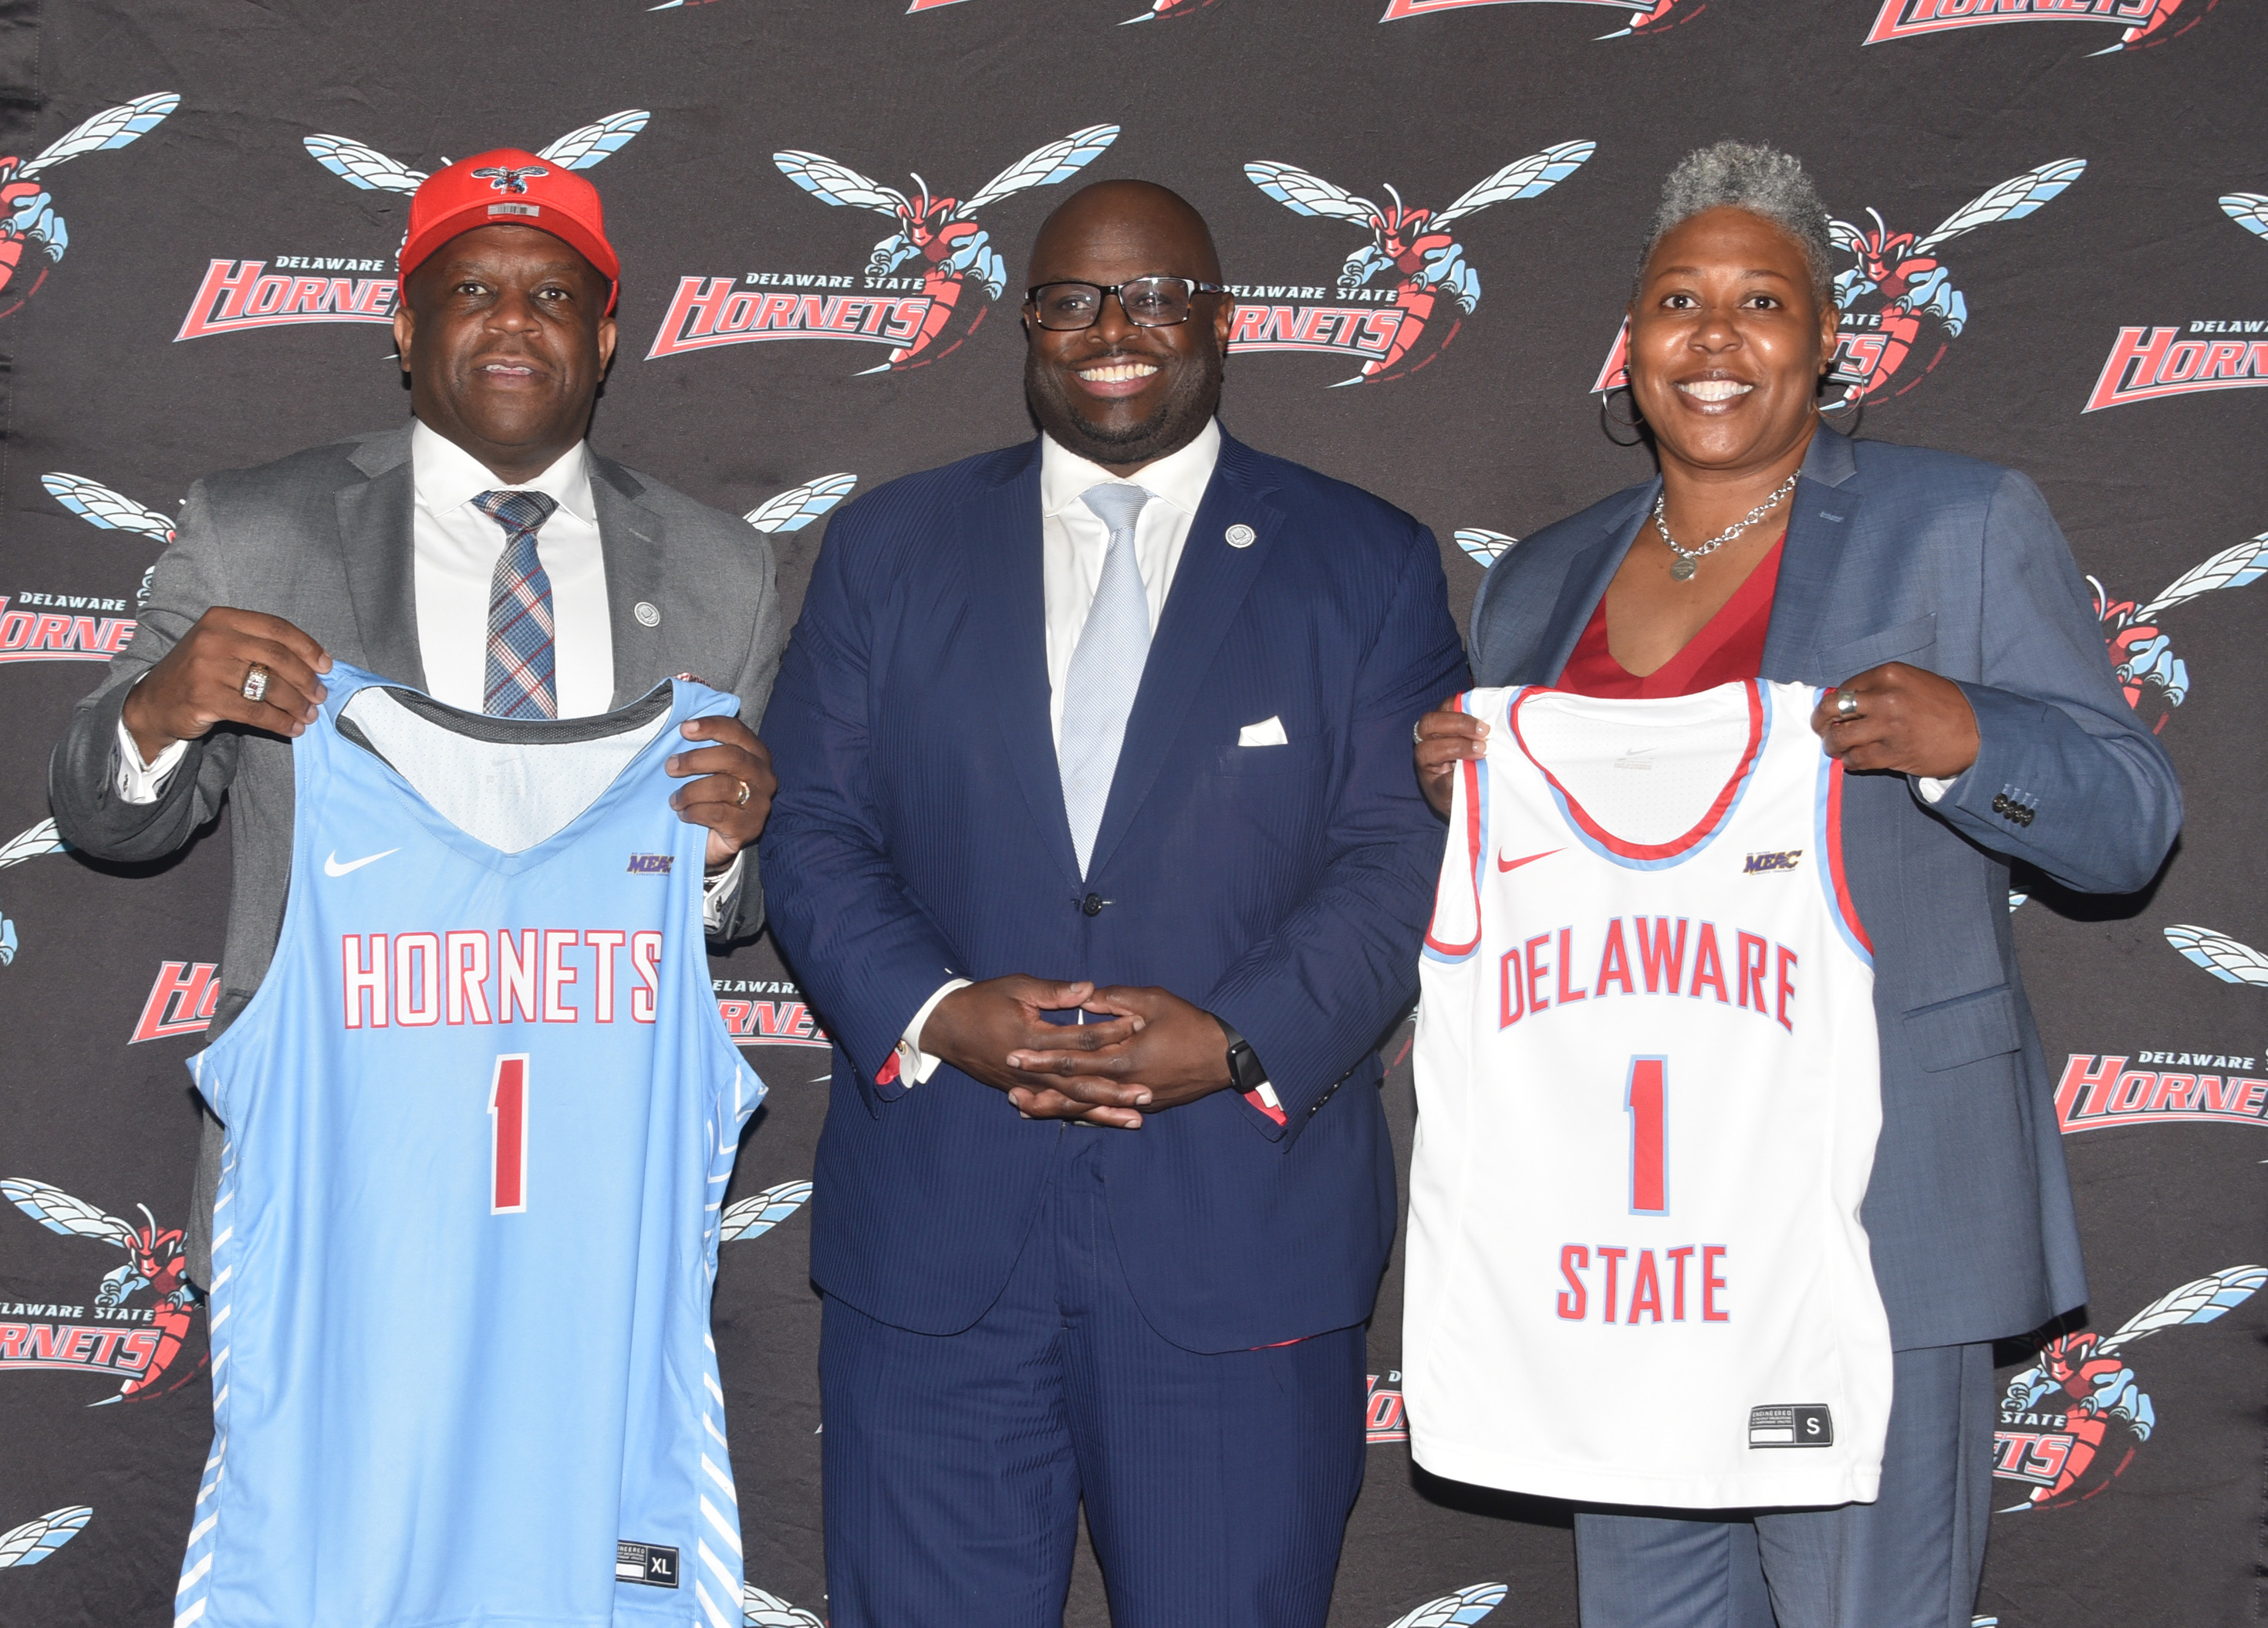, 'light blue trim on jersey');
1813,711,1876,969
1534,681,1773,873
1420,689,1493,966
176,664,764,1628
